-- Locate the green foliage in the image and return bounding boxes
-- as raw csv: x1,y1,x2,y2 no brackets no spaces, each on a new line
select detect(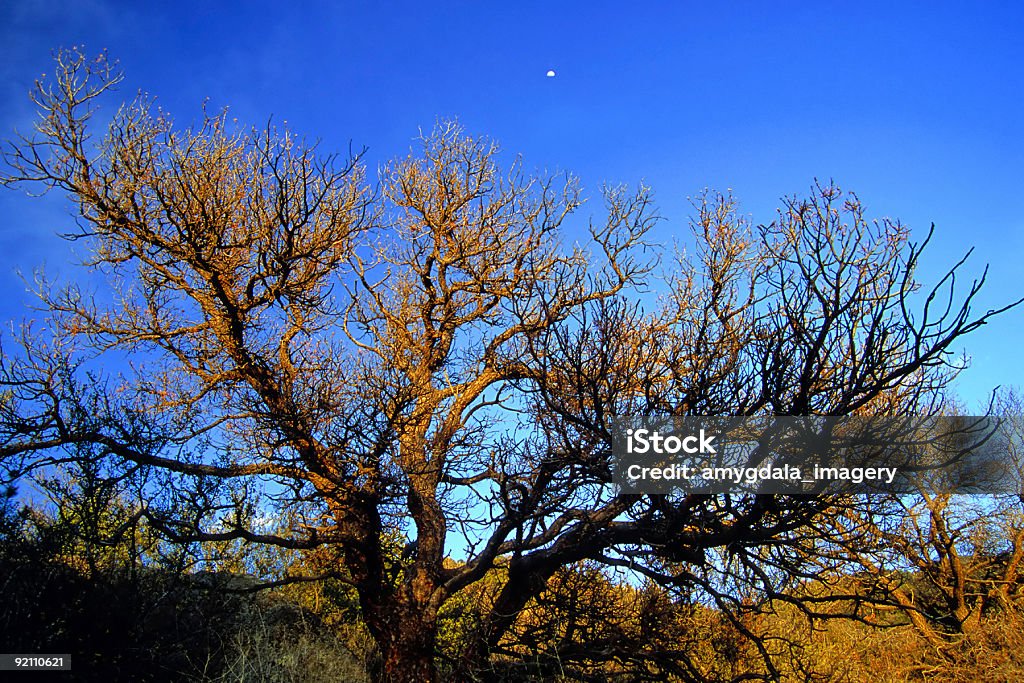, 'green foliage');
0,496,372,681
